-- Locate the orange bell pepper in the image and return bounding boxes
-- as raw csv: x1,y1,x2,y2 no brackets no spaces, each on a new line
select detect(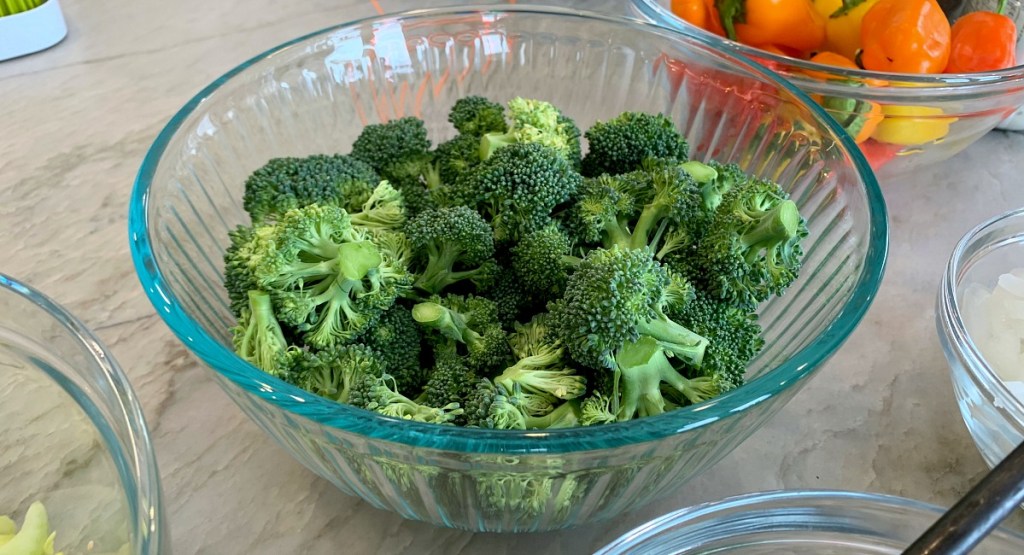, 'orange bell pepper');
672,0,727,35
717,0,827,53
945,0,1017,73
859,0,951,73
